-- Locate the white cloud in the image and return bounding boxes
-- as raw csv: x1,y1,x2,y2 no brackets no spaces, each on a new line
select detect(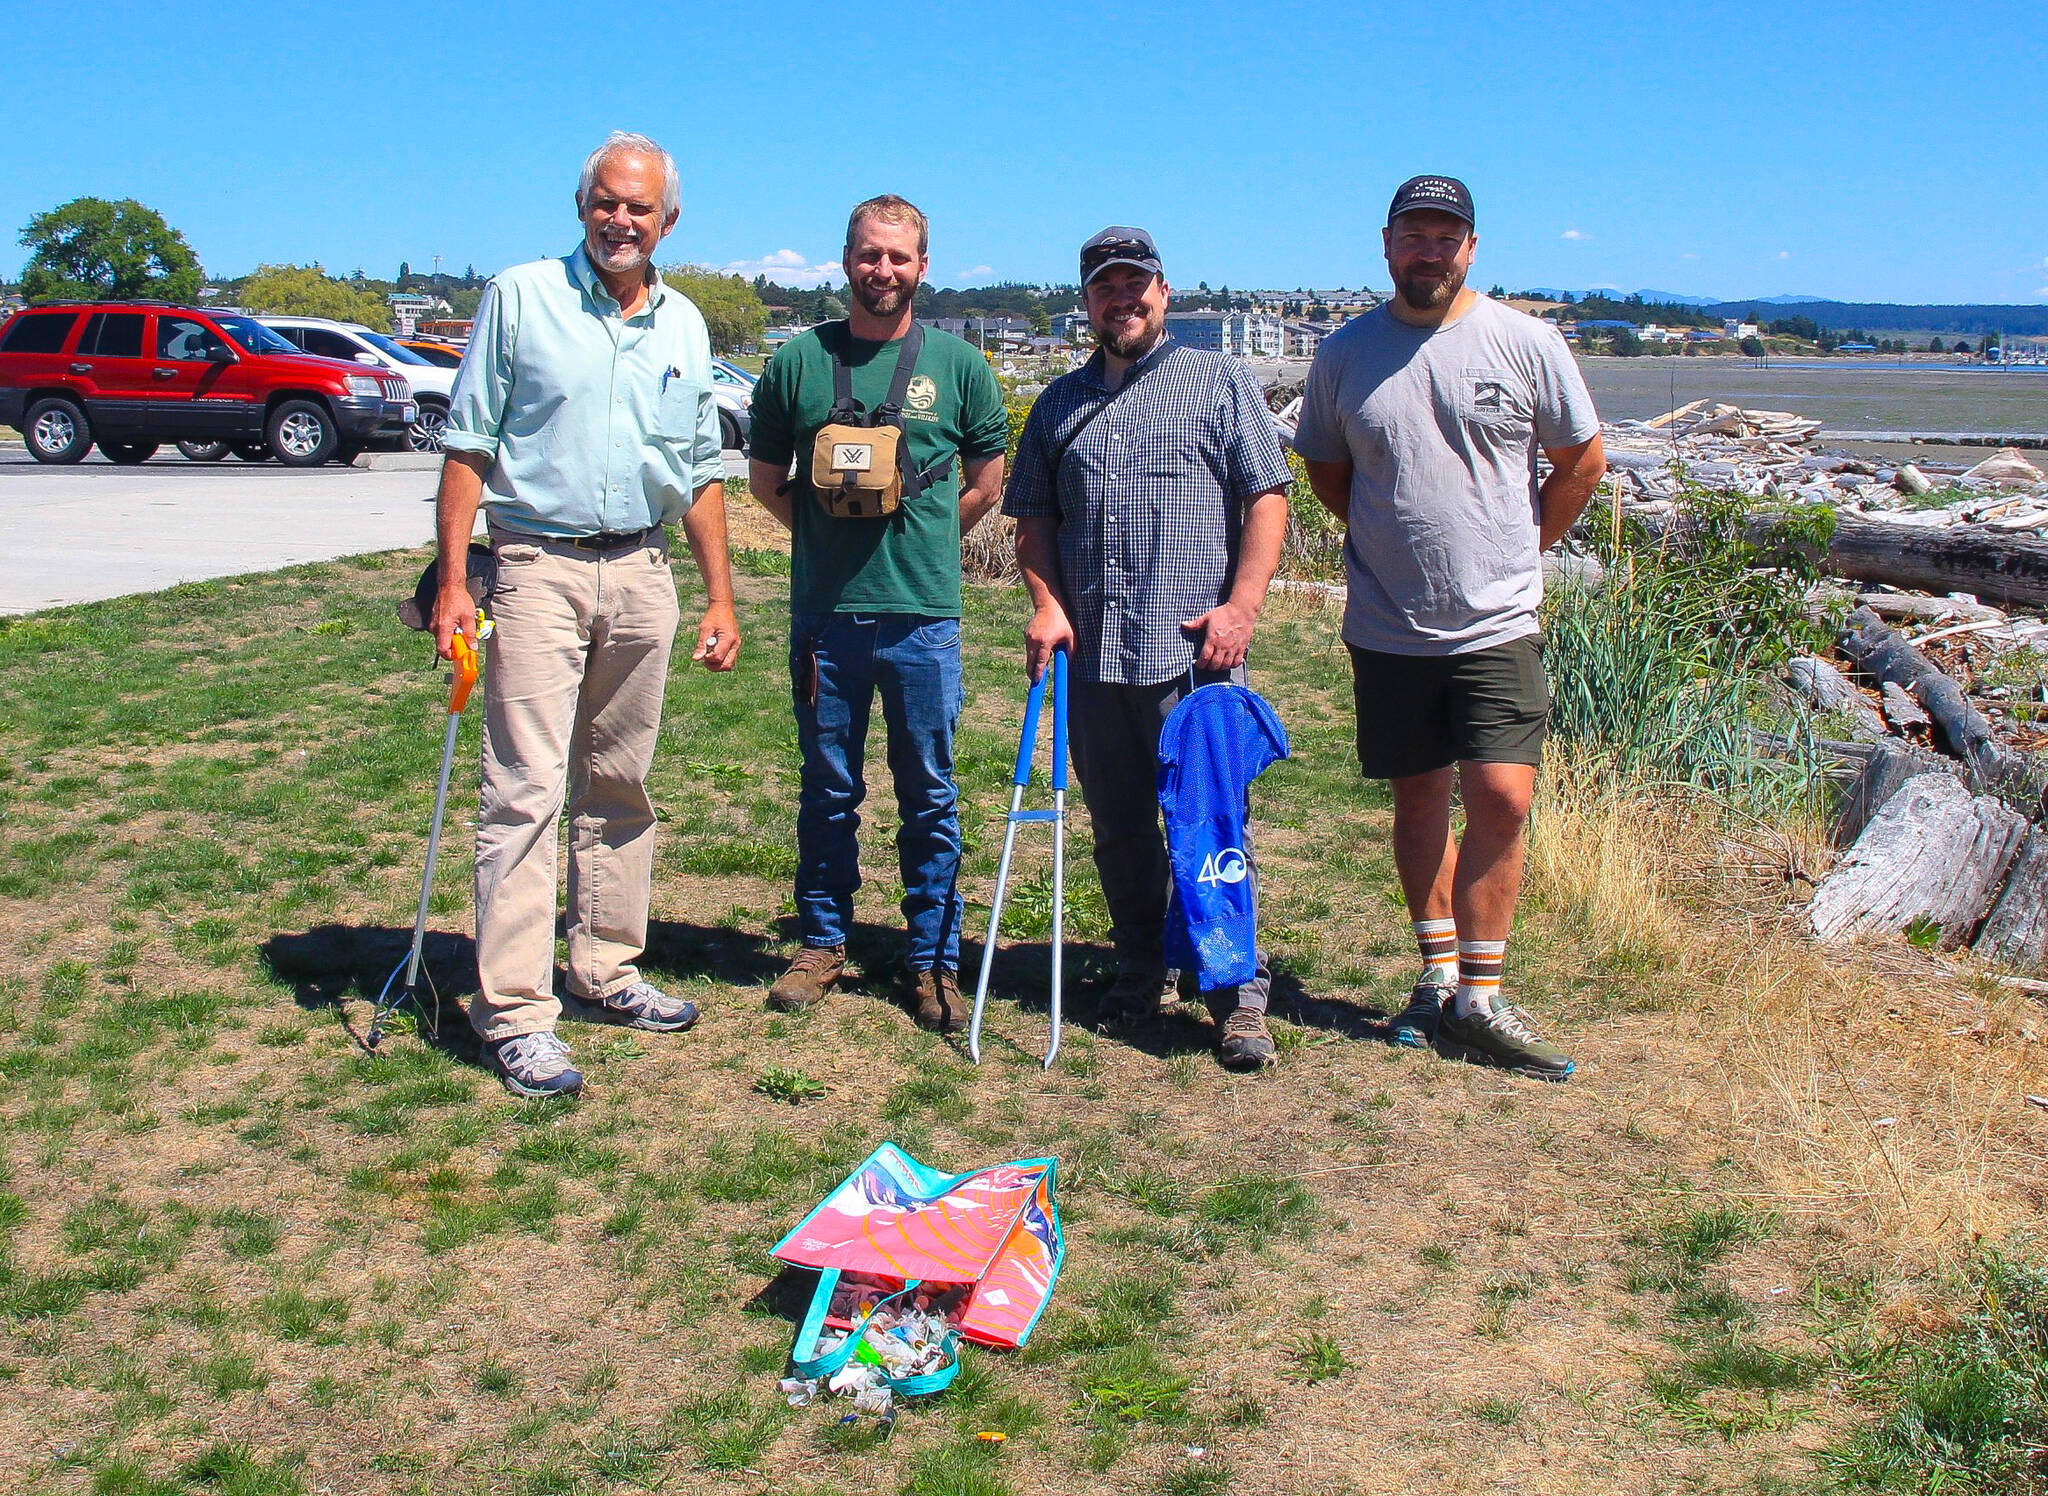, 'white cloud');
956,264,995,282
1560,229,1589,242
1679,252,1699,260
2037,285,2048,297
1775,250,1792,260
716,248,842,287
